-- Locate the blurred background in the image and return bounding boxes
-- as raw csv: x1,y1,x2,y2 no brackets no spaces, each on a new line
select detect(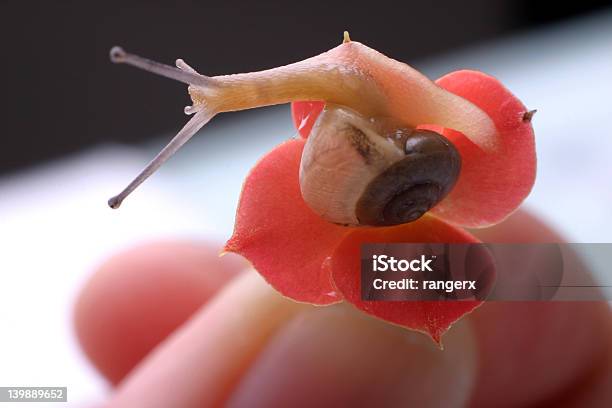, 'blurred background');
1,0,612,406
